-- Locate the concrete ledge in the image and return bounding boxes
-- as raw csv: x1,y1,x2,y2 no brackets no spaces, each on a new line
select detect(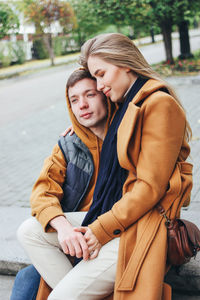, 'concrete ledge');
166,254,200,293
165,208,200,292
0,206,31,275
0,260,29,276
